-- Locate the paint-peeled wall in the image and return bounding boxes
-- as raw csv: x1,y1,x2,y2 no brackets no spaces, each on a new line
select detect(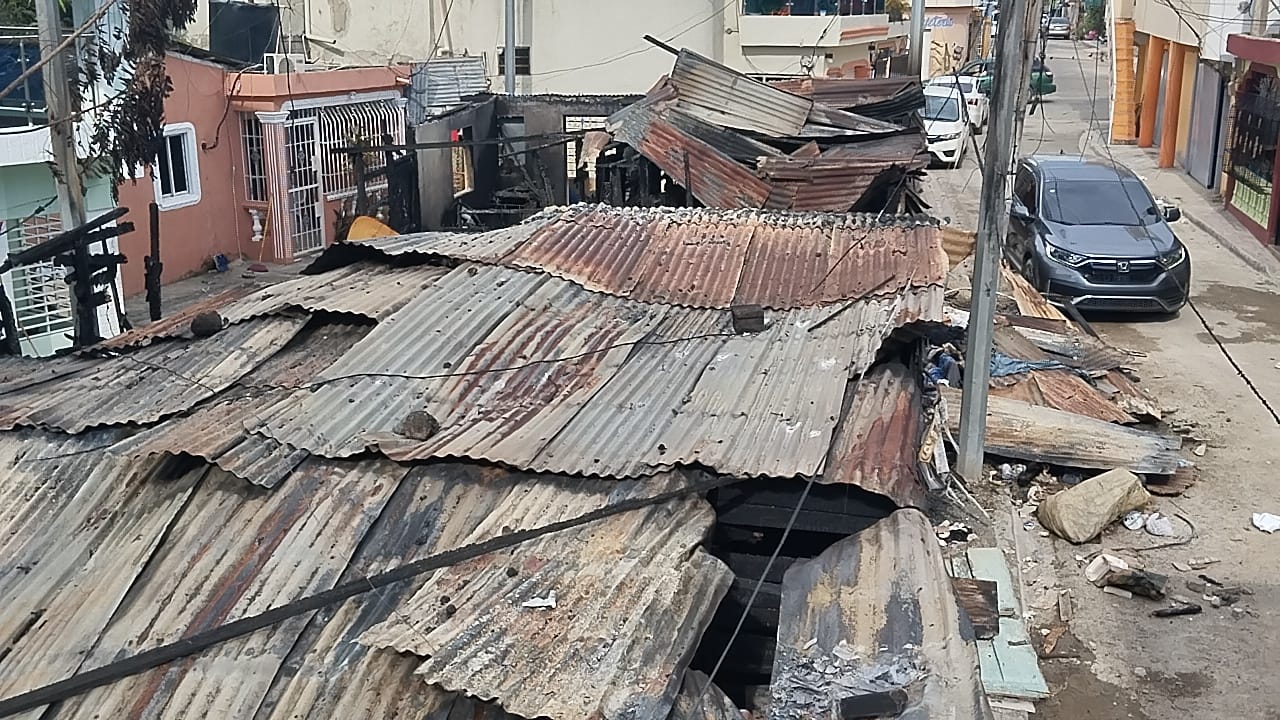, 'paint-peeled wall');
116,54,249,296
